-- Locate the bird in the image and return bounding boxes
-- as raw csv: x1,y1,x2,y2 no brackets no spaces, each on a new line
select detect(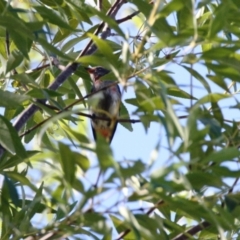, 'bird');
85,66,121,143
